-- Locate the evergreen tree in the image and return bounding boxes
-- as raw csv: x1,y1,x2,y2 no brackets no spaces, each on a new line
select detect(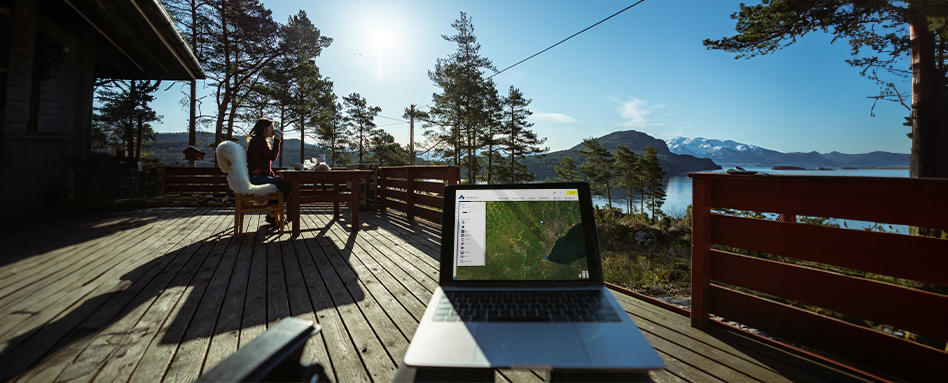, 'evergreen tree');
162,0,213,161
203,1,331,145
316,99,350,166
614,144,640,214
343,93,382,164
578,138,617,207
554,156,581,182
705,1,948,178
501,86,547,183
426,12,496,182
639,144,666,221
92,80,161,161
368,131,410,166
